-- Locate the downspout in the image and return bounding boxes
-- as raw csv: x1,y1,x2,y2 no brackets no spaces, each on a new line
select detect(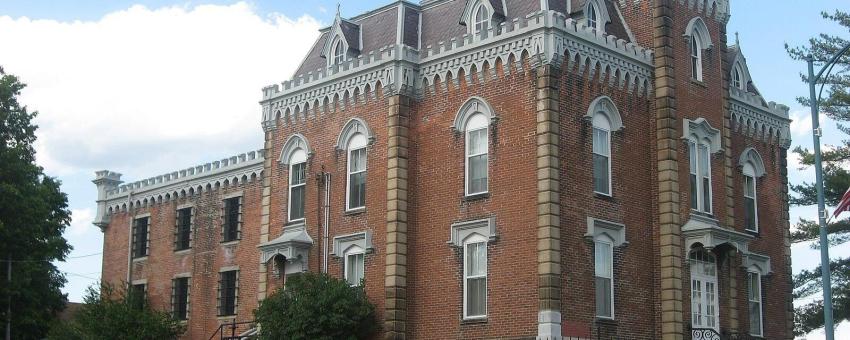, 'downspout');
125,191,134,285
323,172,331,273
